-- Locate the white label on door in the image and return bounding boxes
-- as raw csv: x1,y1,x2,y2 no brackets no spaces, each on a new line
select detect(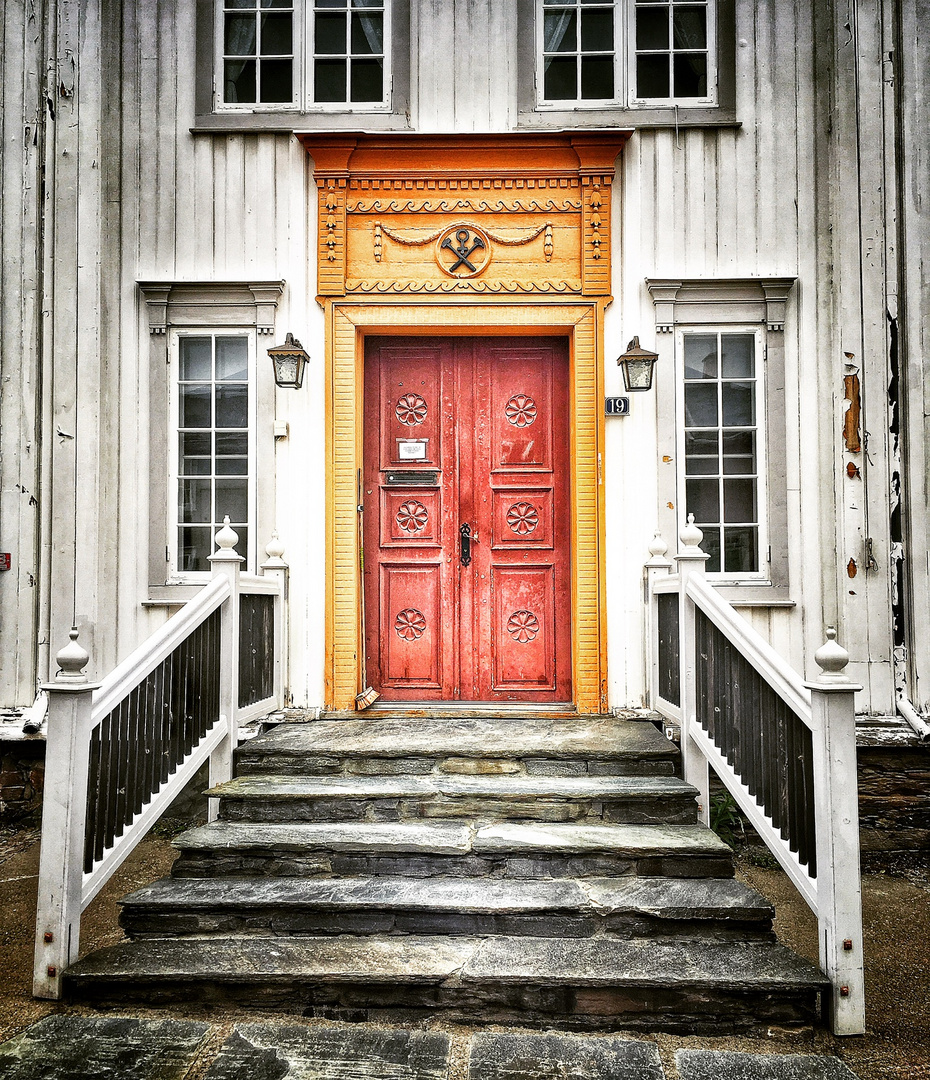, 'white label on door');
398,440,427,460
